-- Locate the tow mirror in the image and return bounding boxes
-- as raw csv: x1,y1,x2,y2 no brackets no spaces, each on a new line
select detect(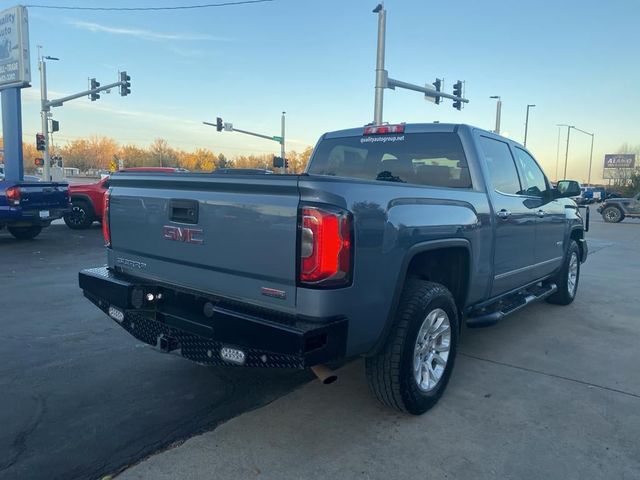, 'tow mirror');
556,180,581,198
